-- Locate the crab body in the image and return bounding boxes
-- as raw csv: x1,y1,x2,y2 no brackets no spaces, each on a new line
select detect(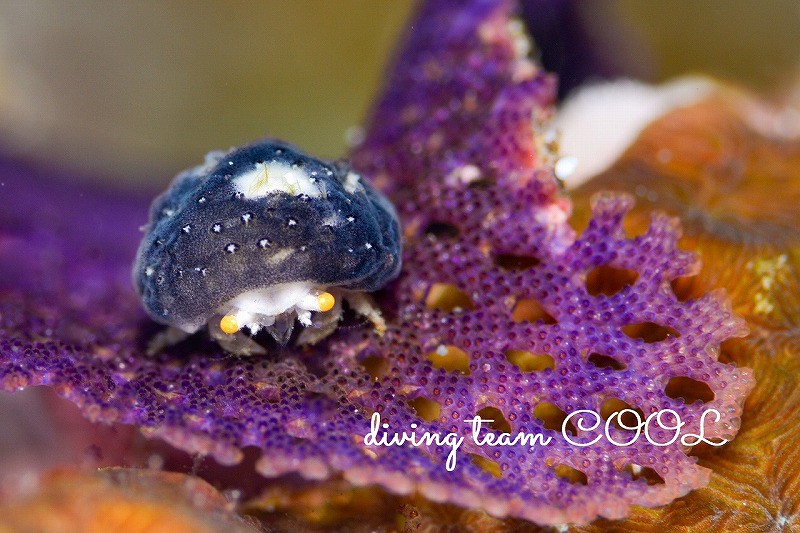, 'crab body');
133,139,401,354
